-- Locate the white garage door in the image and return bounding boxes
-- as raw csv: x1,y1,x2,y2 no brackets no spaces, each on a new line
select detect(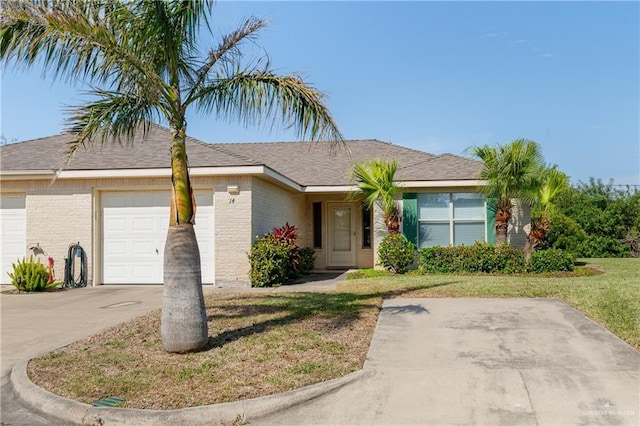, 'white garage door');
0,194,27,284
102,190,214,284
